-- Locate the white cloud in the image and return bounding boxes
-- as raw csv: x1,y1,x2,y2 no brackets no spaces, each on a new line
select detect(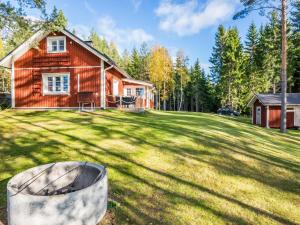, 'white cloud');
155,0,239,36
97,16,154,50
69,24,90,39
132,0,143,11
84,0,97,15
